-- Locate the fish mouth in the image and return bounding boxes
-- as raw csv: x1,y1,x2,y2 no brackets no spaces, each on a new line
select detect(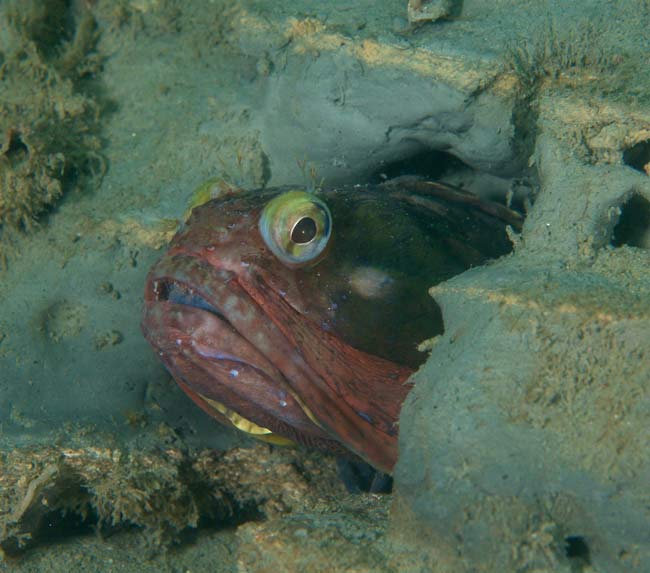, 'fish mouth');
142,253,403,472
156,279,229,323
141,254,334,446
